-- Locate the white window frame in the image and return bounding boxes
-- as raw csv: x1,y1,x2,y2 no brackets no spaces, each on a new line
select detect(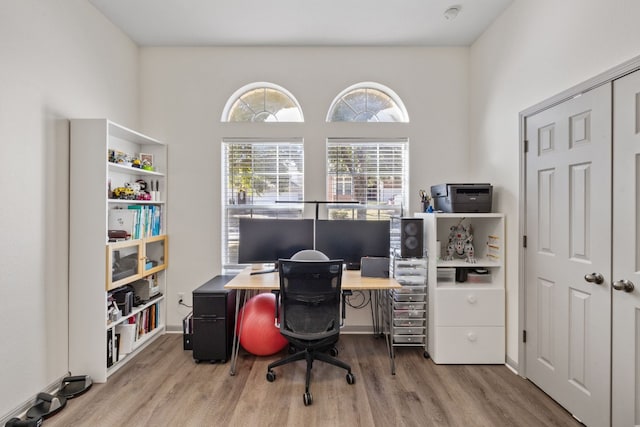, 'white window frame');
221,82,304,122
326,138,409,220
221,138,305,273
326,81,409,123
